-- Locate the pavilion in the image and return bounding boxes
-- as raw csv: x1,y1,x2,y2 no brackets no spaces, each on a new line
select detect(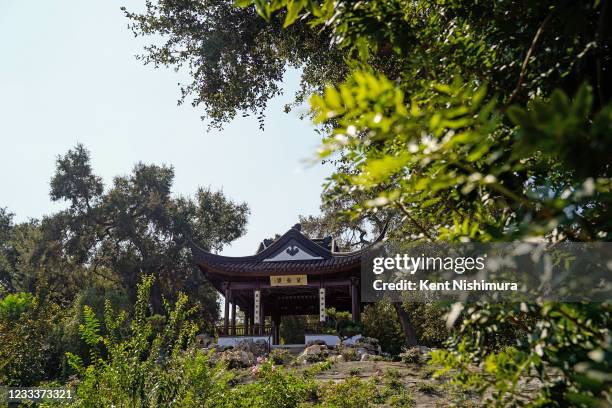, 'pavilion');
192,223,384,346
